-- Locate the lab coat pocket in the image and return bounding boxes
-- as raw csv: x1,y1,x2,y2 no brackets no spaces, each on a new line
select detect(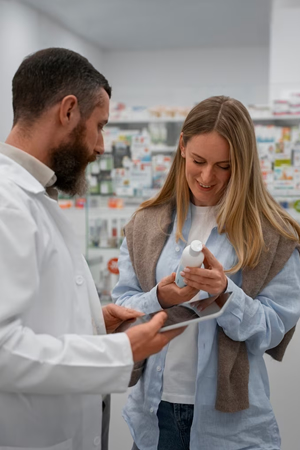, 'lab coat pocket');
0,438,72,450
